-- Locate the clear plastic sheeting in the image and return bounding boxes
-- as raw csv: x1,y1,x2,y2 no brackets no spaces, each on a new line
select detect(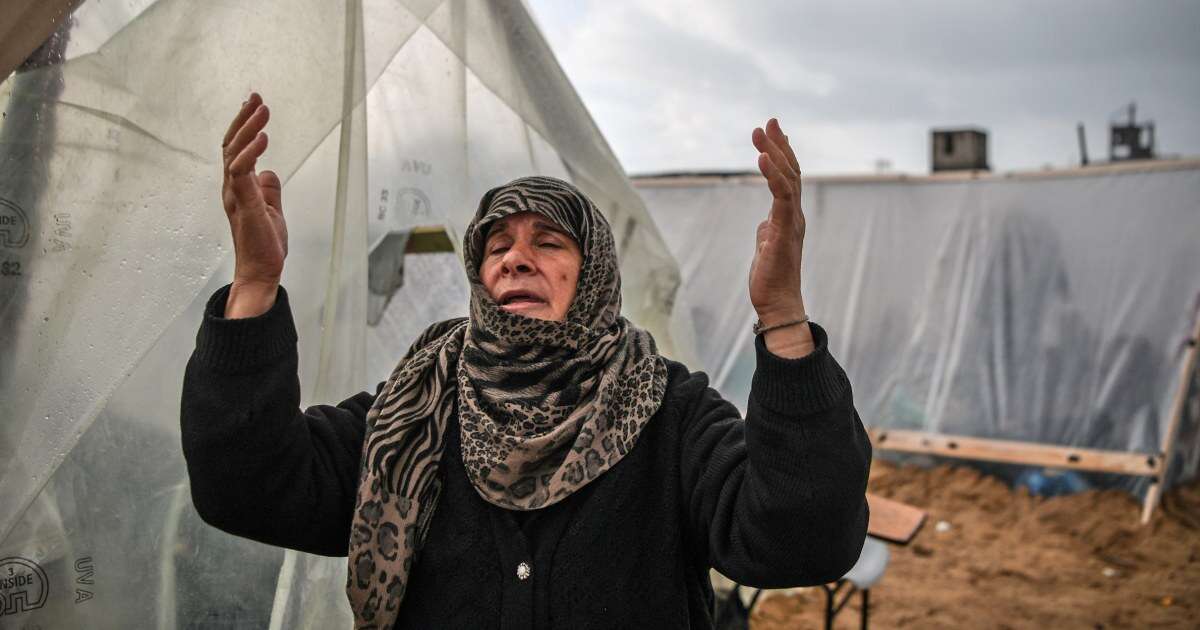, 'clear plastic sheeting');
2,0,381,546
635,162,1200,490
0,0,693,626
